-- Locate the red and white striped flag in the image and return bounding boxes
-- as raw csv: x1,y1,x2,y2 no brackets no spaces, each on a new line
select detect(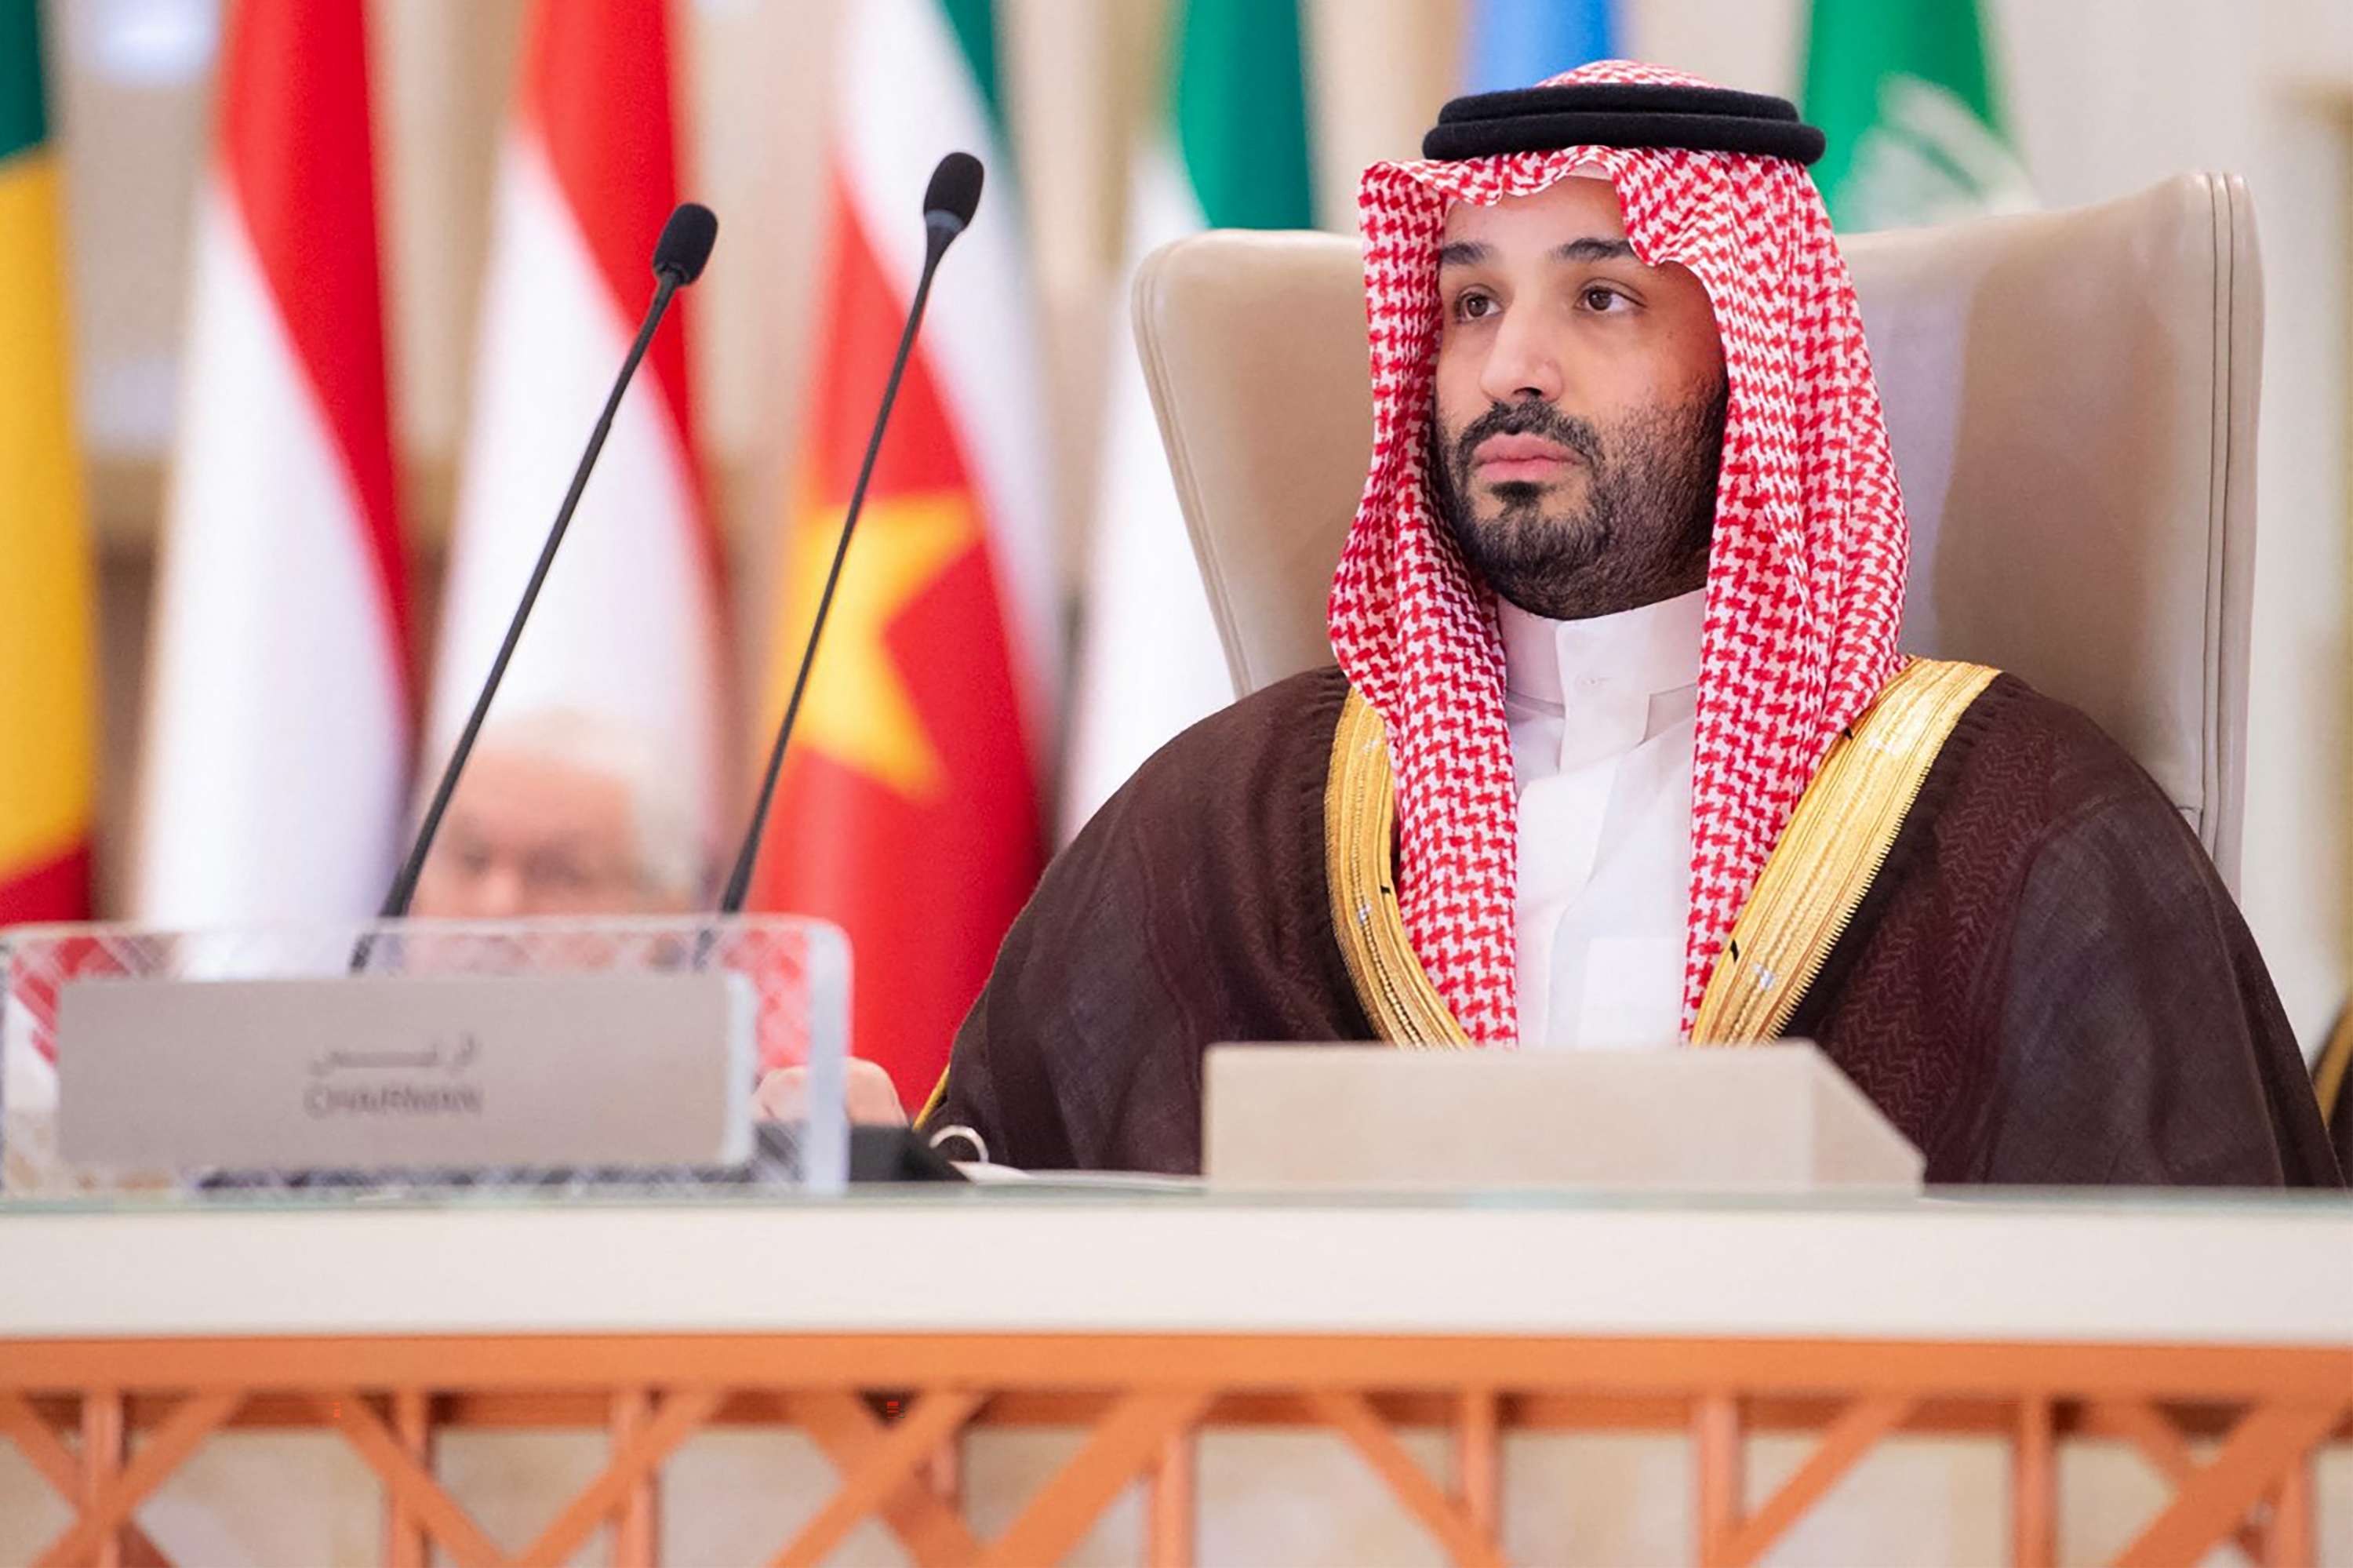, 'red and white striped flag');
751,0,1056,1109
131,0,410,925
428,0,727,854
